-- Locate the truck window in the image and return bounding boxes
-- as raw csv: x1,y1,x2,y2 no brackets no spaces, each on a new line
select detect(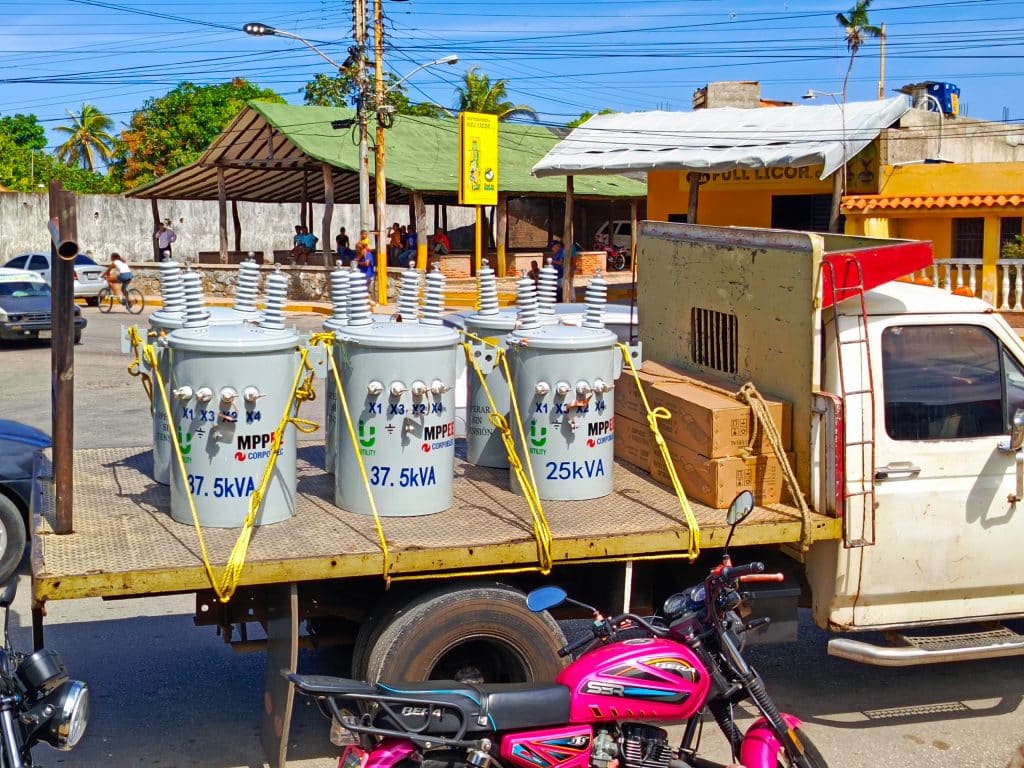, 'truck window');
882,325,1004,440
1002,347,1024,427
